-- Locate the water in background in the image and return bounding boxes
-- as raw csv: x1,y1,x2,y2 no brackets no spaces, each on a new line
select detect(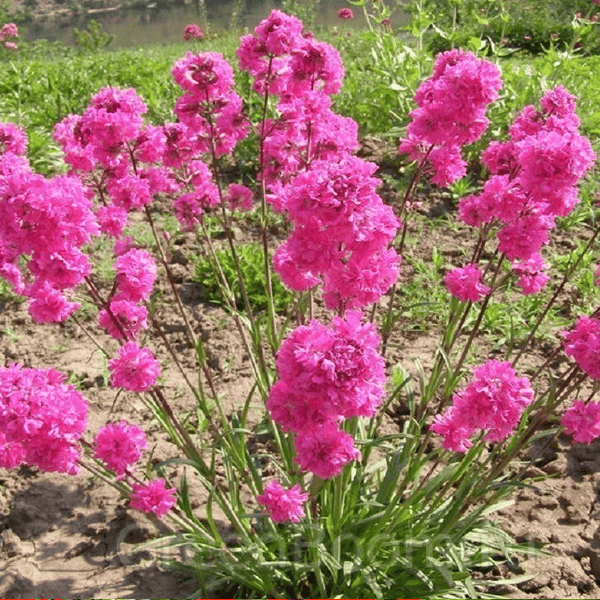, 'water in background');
20,0,393,48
